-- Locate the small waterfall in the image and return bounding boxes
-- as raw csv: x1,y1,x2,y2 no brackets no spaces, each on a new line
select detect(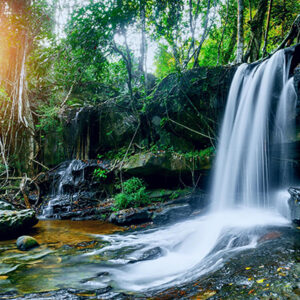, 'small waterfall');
210,50,296,211
40,160,87,219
